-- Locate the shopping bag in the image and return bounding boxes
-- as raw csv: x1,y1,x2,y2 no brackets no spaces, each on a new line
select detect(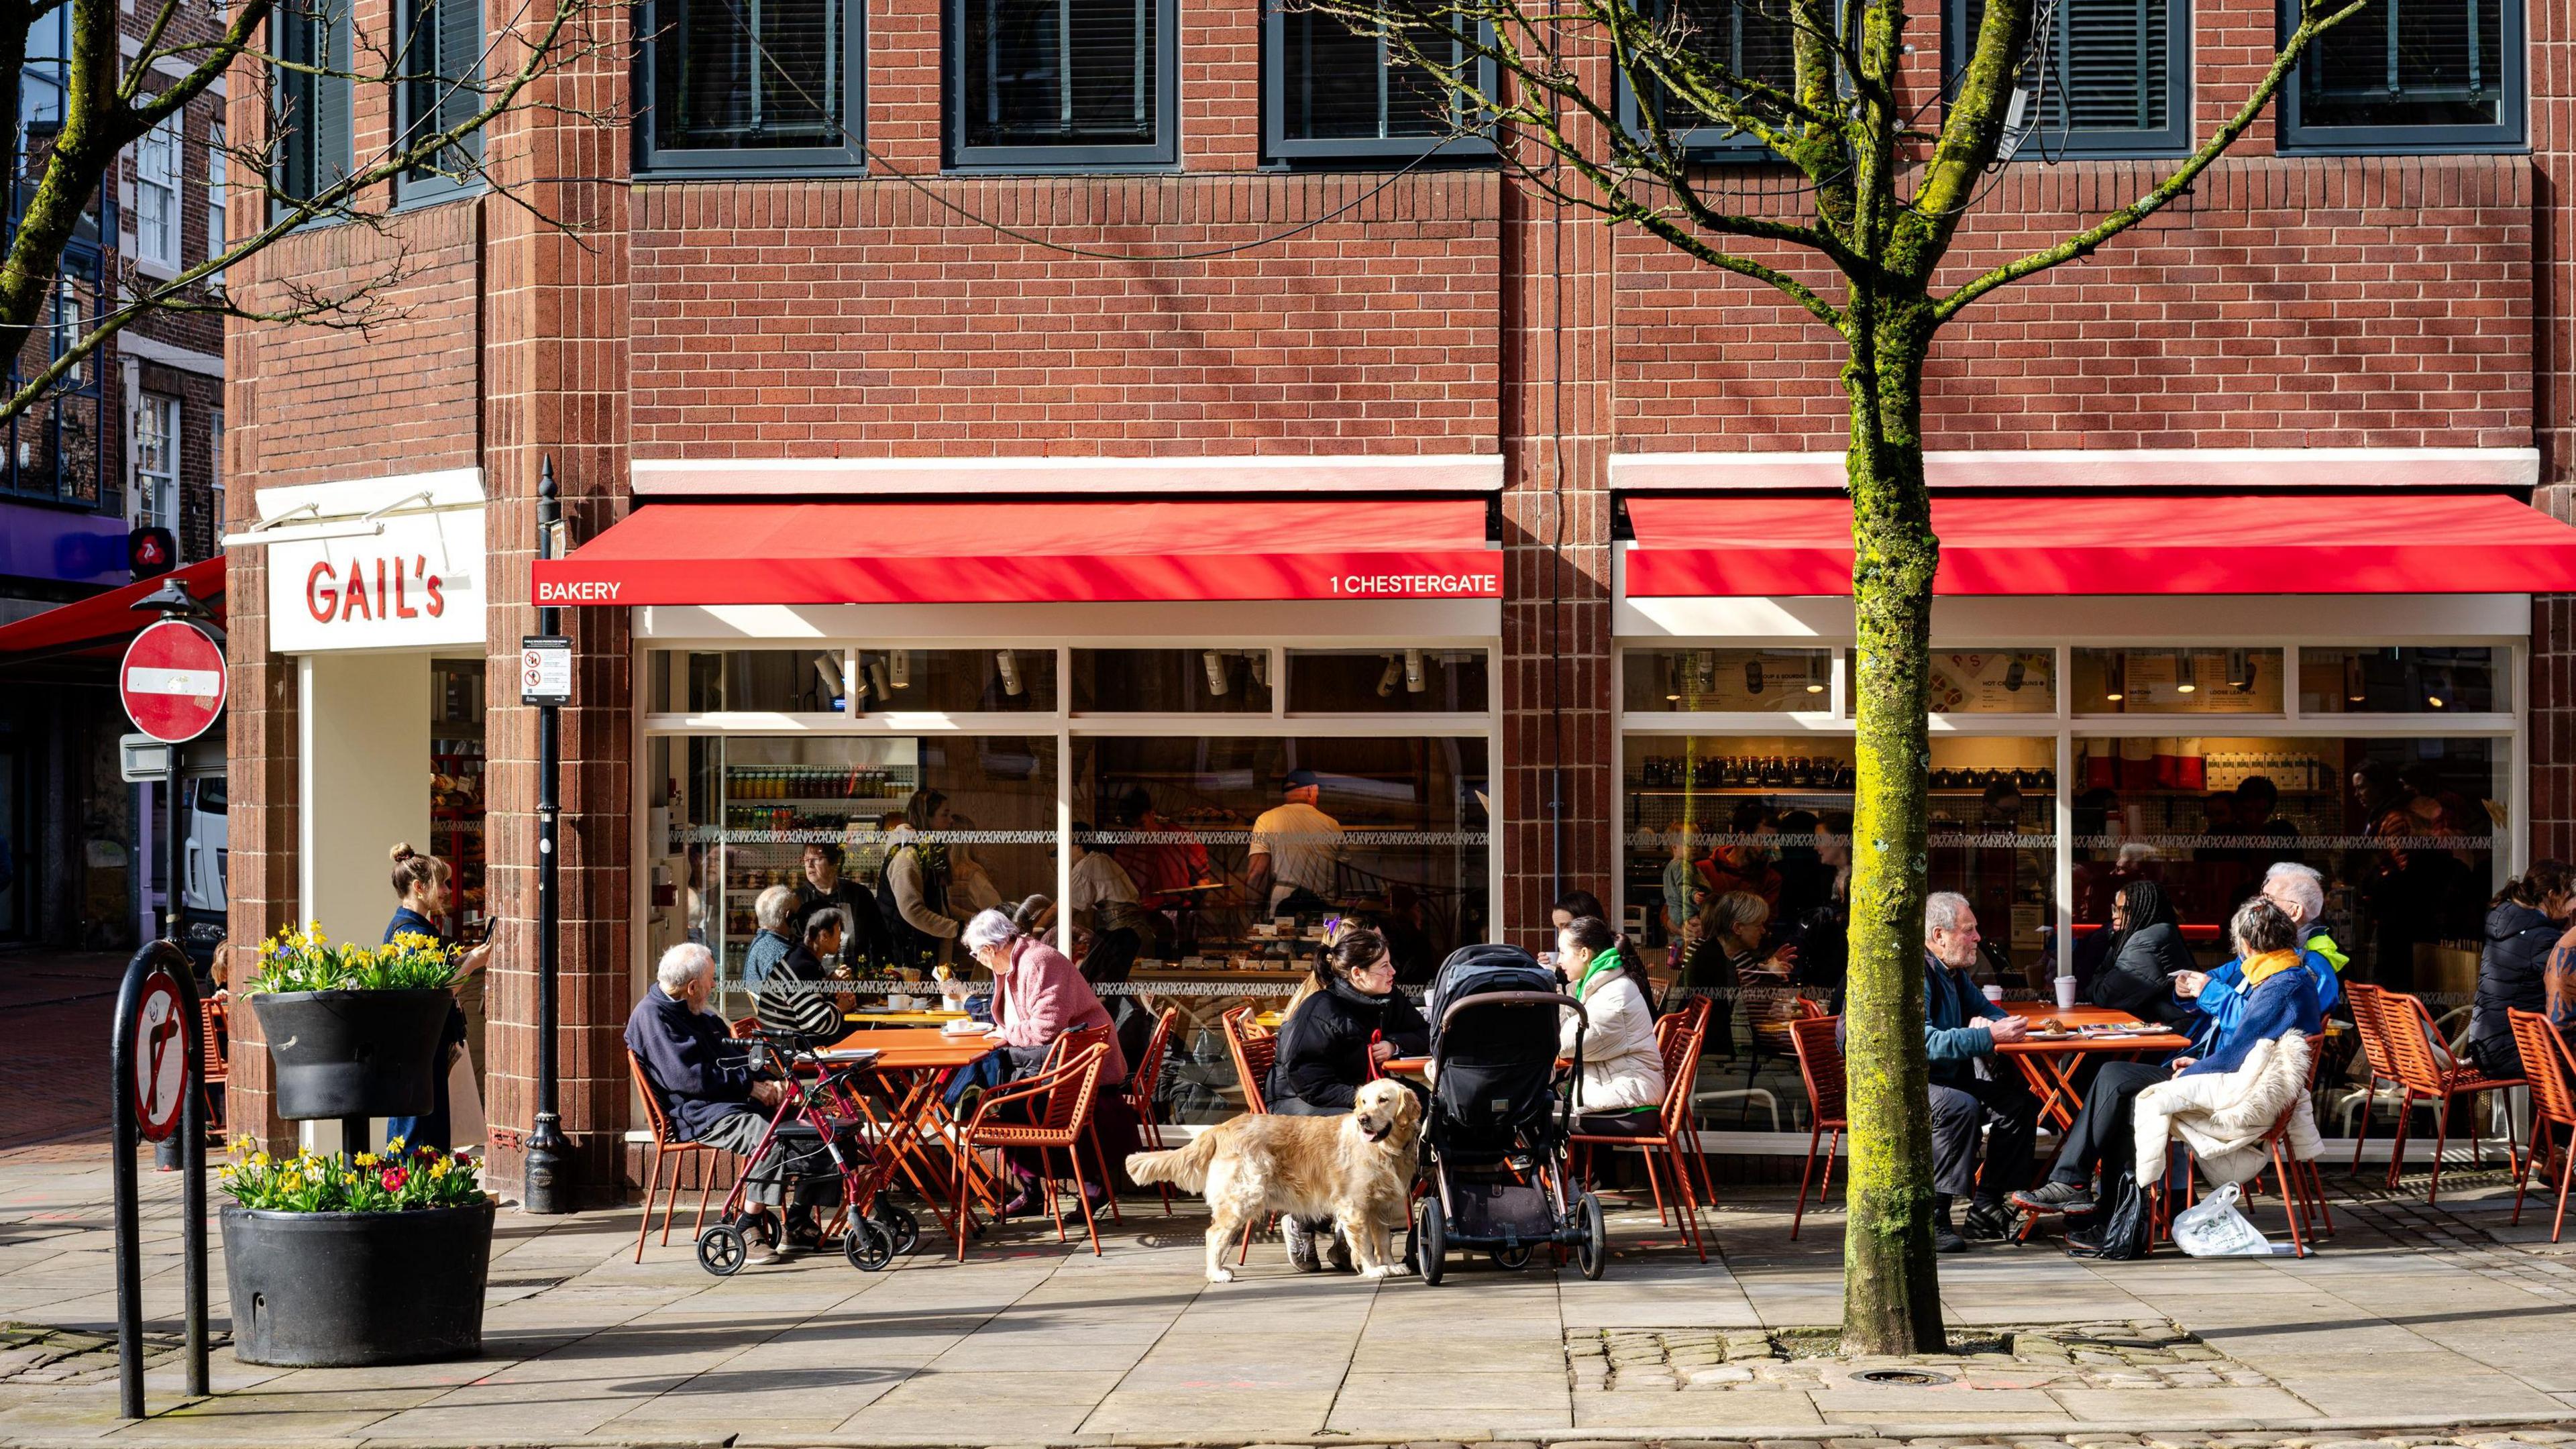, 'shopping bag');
2171,1181,2273,1256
